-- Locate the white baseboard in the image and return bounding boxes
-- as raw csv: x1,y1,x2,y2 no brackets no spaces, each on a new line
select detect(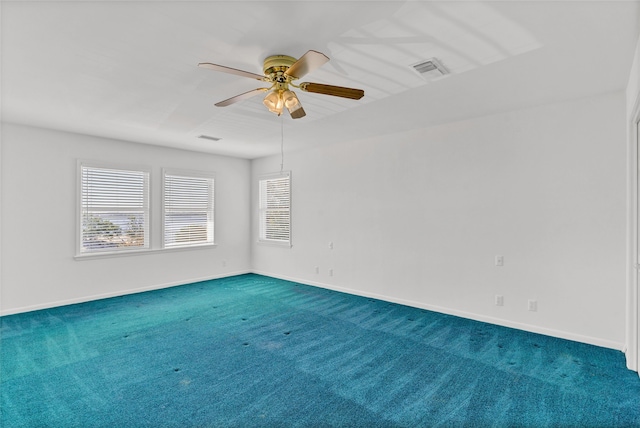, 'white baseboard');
1,269,626,353
0,270,251,316
251,270,625,352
